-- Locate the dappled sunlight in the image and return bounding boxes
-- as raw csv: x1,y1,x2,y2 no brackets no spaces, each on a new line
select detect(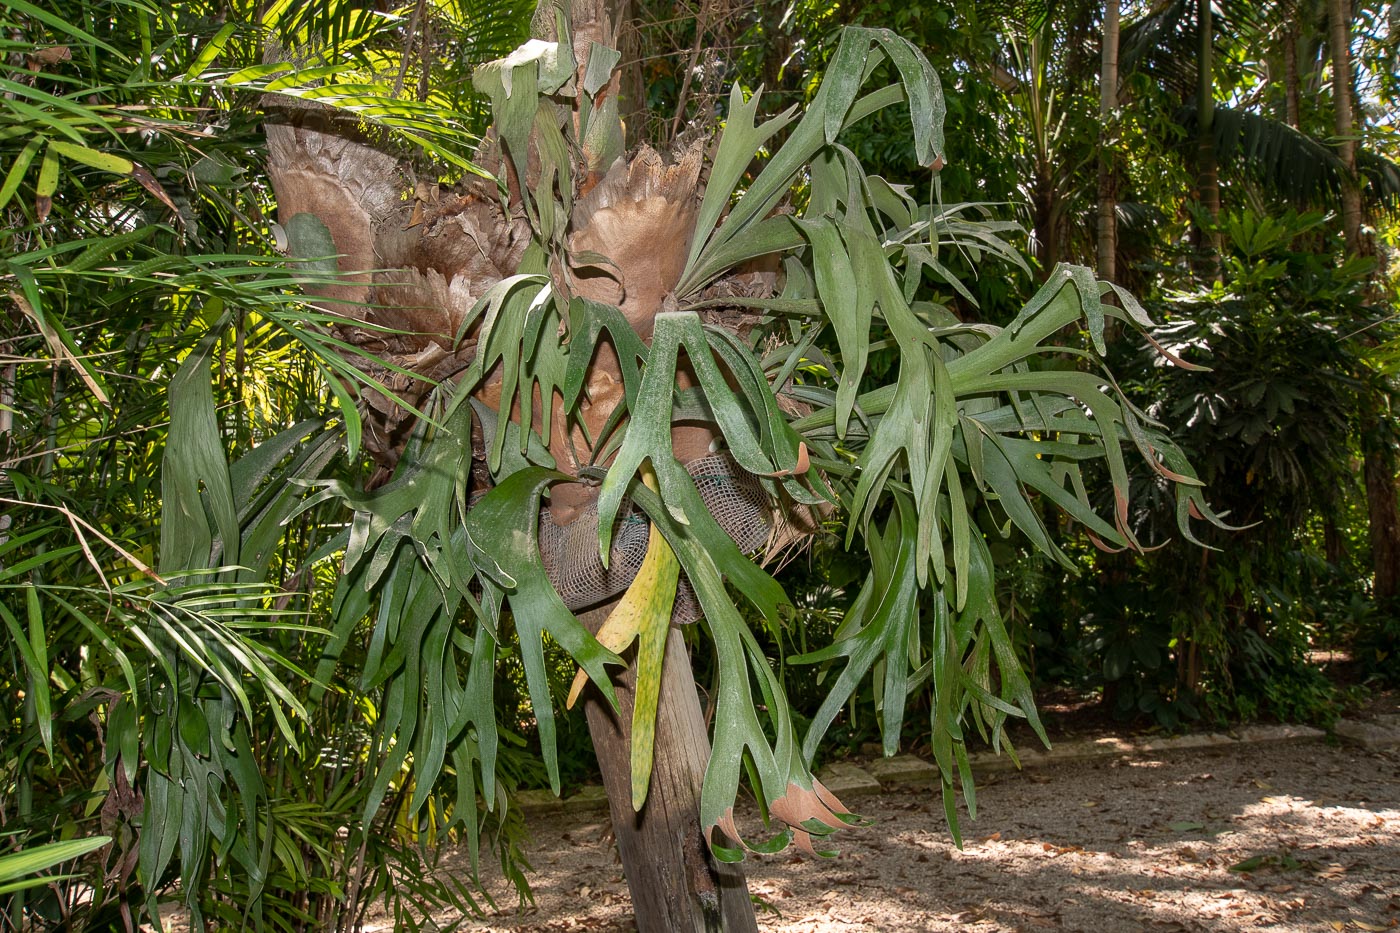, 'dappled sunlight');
433,740,1400,932
1123,757,1168,768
